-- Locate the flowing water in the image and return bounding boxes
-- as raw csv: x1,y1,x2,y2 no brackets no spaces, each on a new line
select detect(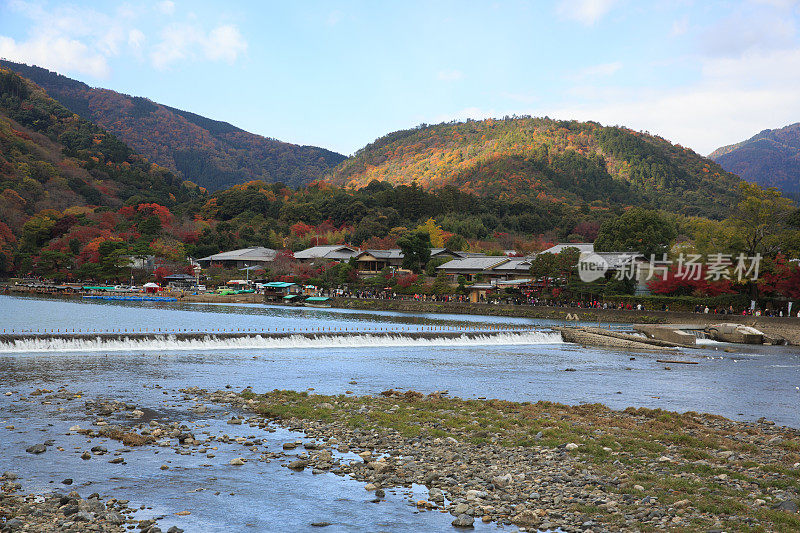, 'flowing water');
1,294,799,532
